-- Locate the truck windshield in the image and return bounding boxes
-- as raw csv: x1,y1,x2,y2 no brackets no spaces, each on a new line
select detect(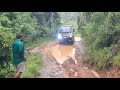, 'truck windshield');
59,27,71,33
